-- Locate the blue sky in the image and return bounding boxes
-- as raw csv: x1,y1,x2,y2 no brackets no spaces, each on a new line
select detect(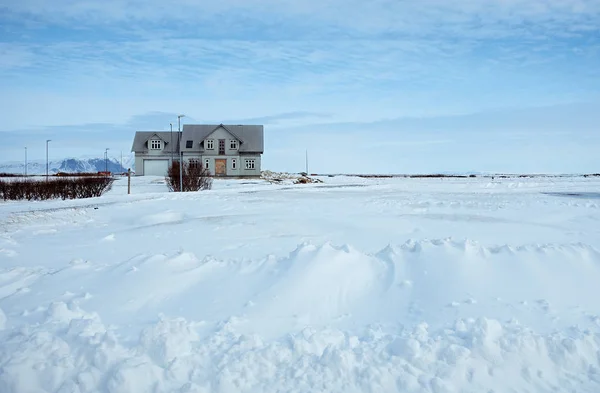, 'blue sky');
1,0,599,174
